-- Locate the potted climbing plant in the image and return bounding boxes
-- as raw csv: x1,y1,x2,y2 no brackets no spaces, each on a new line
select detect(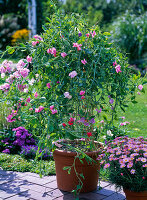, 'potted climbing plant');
1,9,143,195
98,136,147,200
